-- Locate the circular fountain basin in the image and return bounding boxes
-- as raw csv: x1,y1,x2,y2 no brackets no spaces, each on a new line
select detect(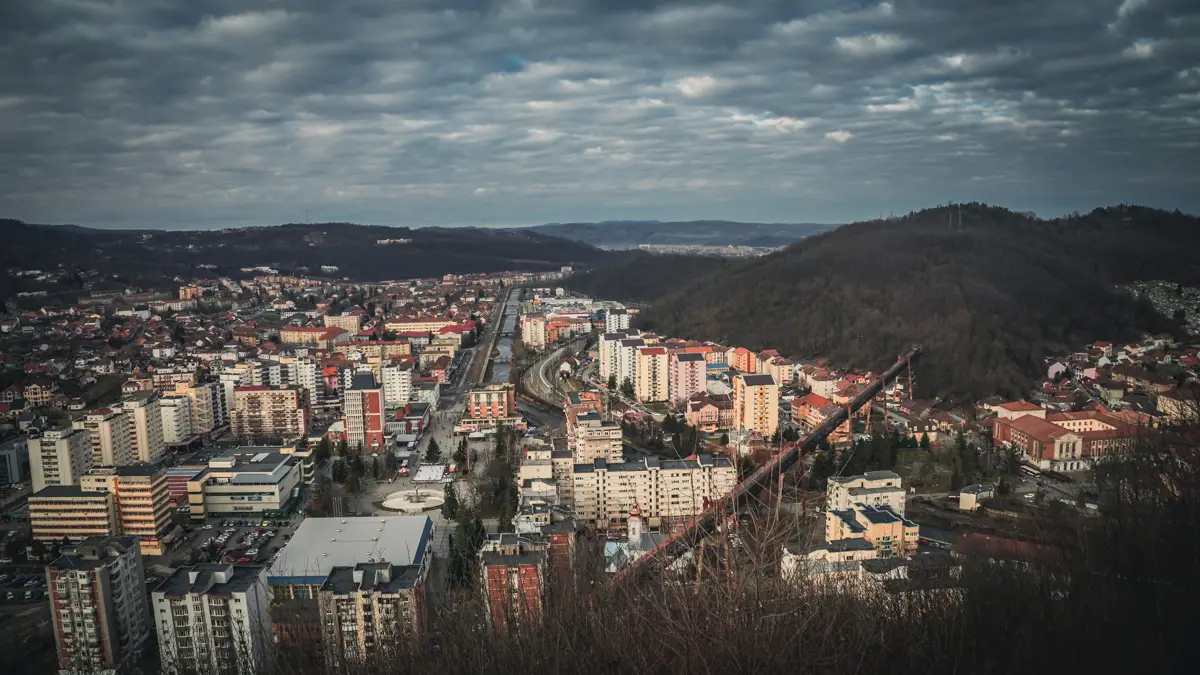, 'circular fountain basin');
380,489,445,513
